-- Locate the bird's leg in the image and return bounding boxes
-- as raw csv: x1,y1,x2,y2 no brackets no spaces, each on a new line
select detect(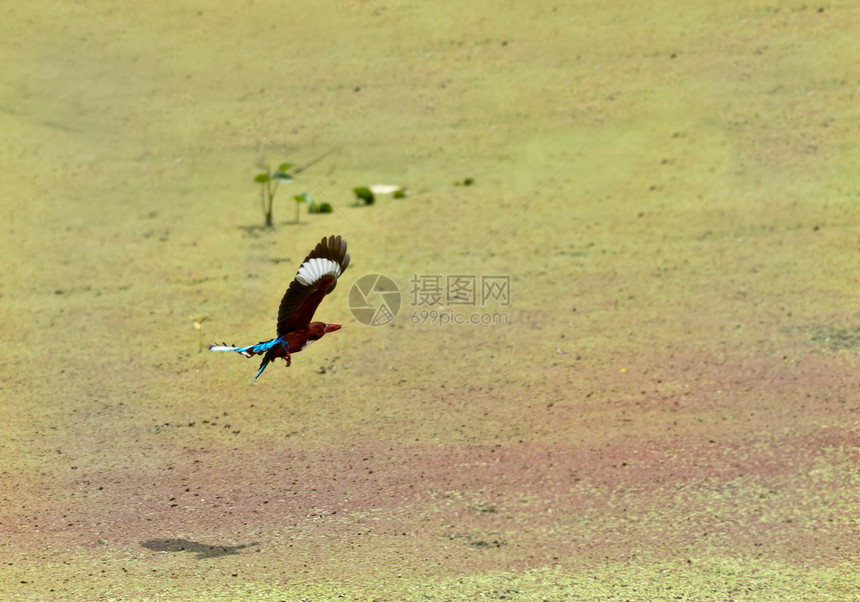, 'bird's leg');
282,340,292,367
